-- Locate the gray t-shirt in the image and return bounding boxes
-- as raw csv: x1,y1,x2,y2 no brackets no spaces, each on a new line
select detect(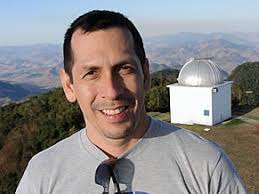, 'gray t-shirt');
16,118,248,194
